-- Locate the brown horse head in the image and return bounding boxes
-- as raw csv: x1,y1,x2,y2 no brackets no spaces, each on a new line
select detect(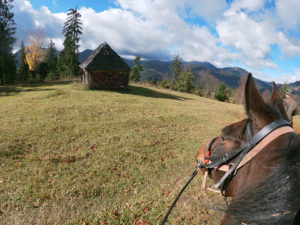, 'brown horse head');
198,74,300,224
